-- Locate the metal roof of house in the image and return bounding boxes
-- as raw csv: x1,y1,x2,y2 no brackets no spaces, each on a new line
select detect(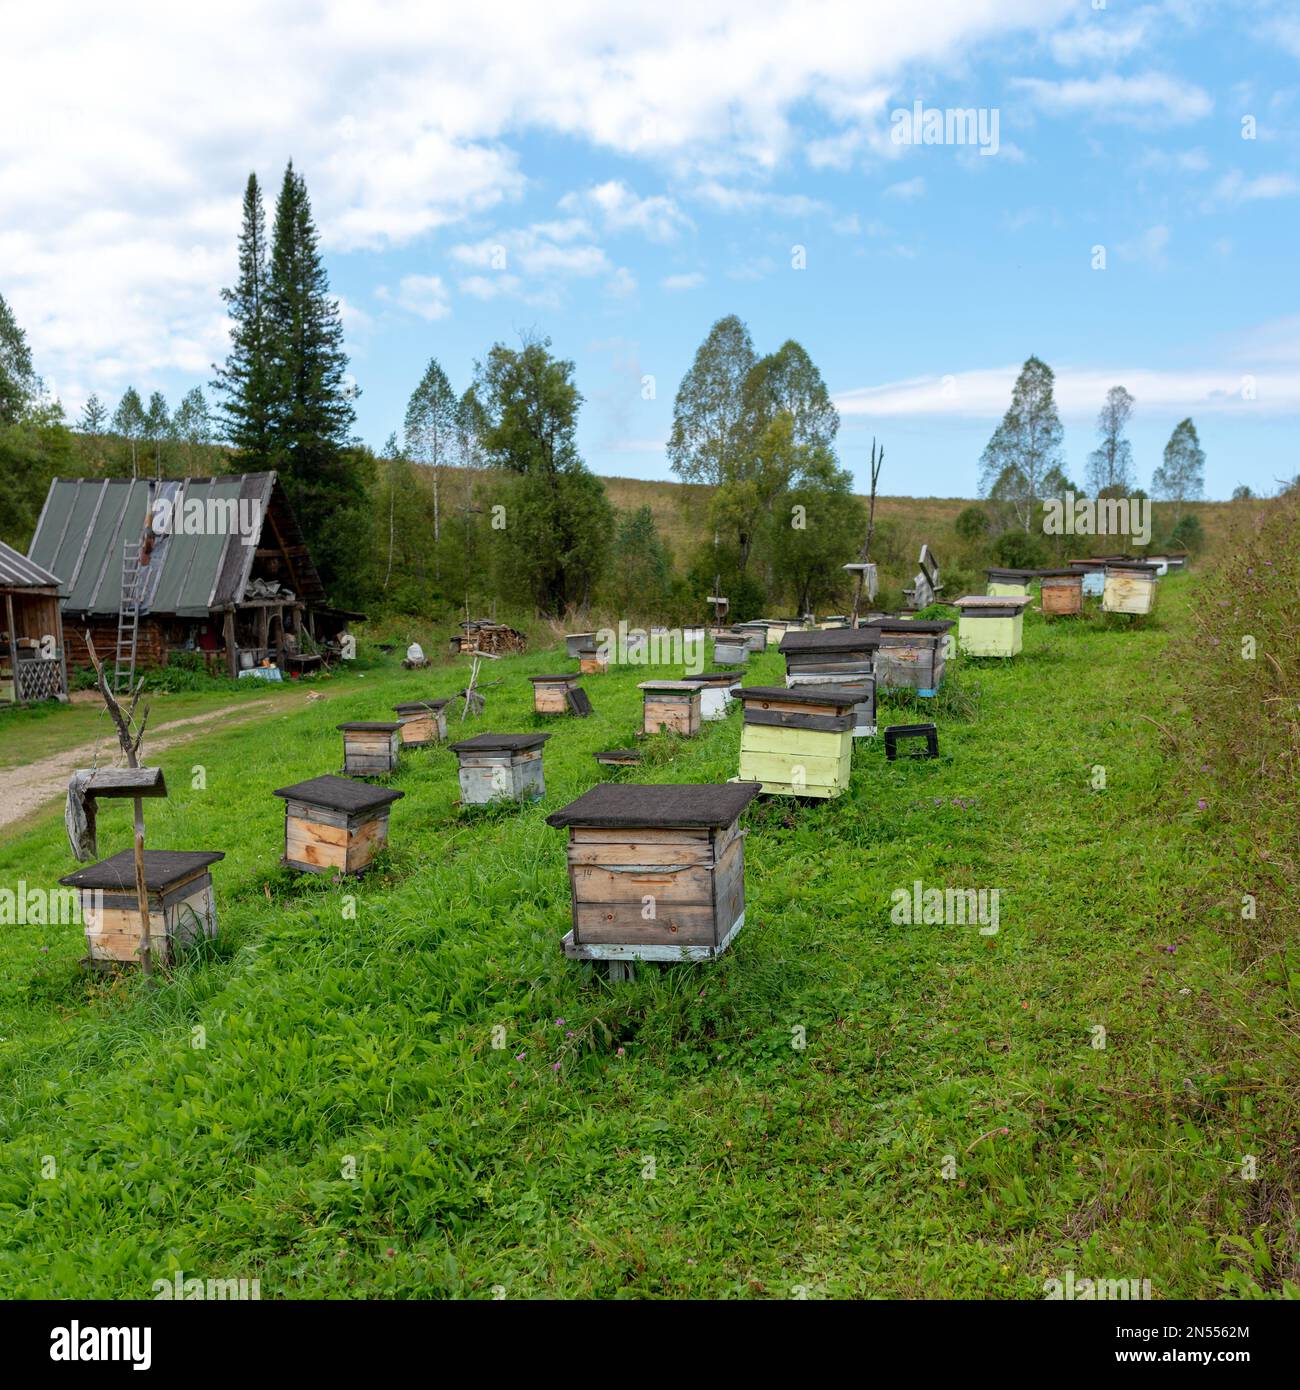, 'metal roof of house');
26,472,325,618
0,539,61,590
